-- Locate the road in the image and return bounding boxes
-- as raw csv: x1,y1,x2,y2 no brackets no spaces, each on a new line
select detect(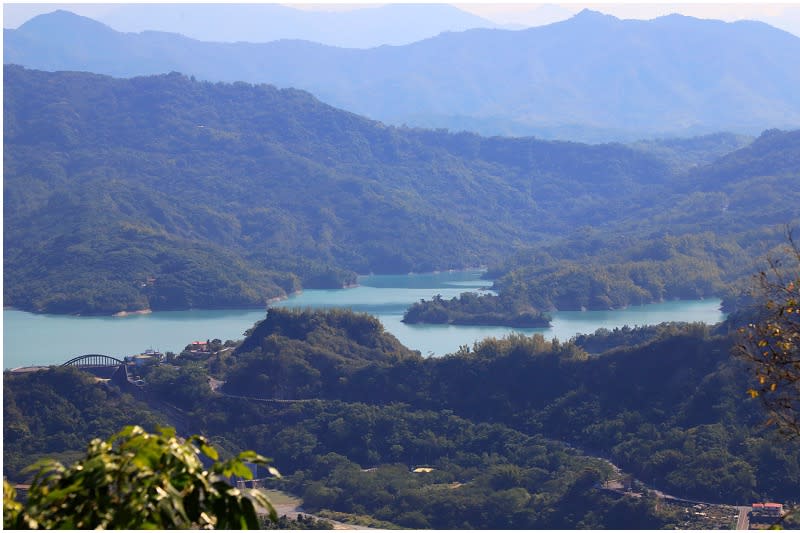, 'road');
737,506,750,530
207,377,317,403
